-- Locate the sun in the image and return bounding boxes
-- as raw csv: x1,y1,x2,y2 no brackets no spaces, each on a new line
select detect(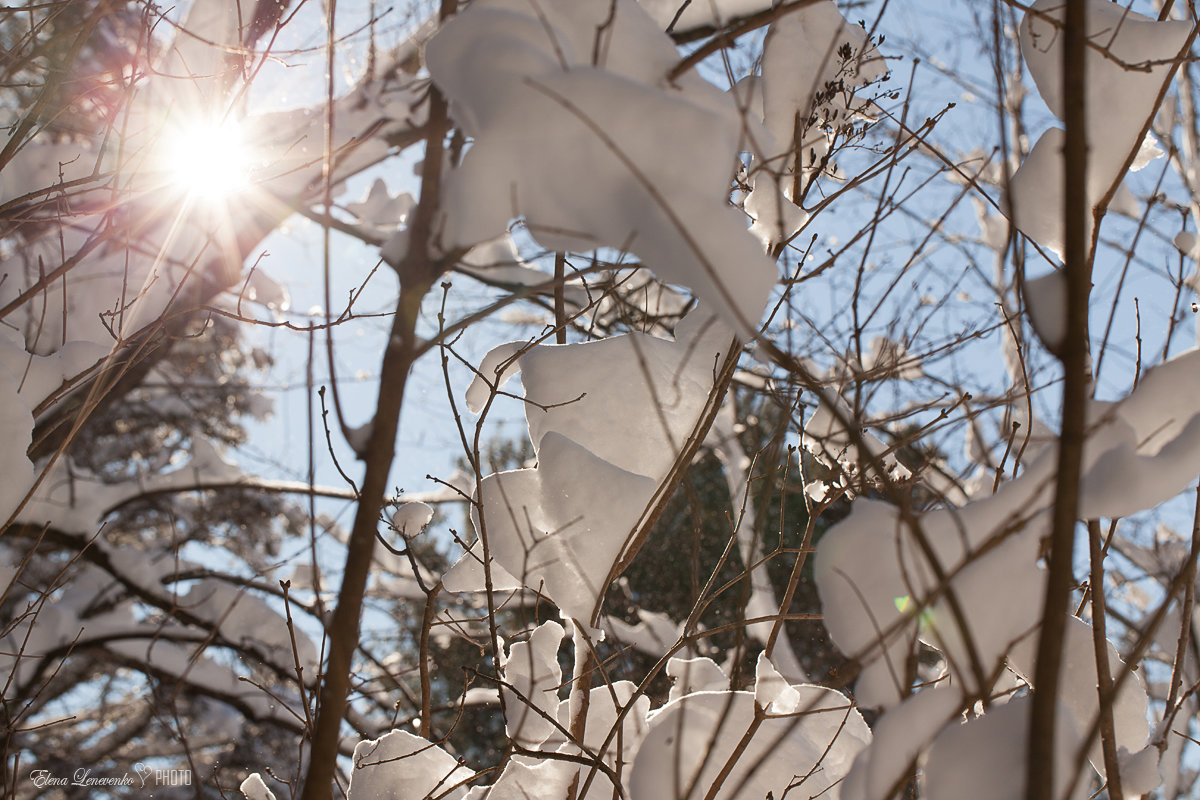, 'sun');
164,118,253,201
